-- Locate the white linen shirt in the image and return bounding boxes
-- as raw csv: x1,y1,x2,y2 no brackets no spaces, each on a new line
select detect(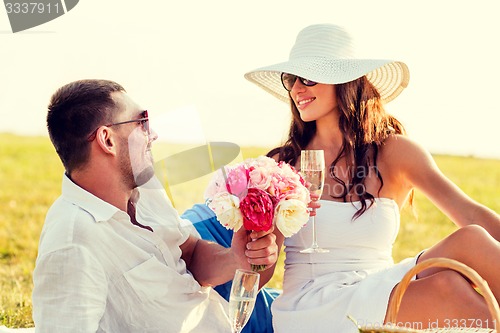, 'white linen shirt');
32,174,230,333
